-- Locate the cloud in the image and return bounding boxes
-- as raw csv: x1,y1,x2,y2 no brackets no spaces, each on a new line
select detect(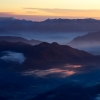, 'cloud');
24,8,80,14
0,51,26,64
1,9,100,21
24,8,100,14
22,68,75,77
24,8,67,12
23,8,100,19
65,64,81,68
